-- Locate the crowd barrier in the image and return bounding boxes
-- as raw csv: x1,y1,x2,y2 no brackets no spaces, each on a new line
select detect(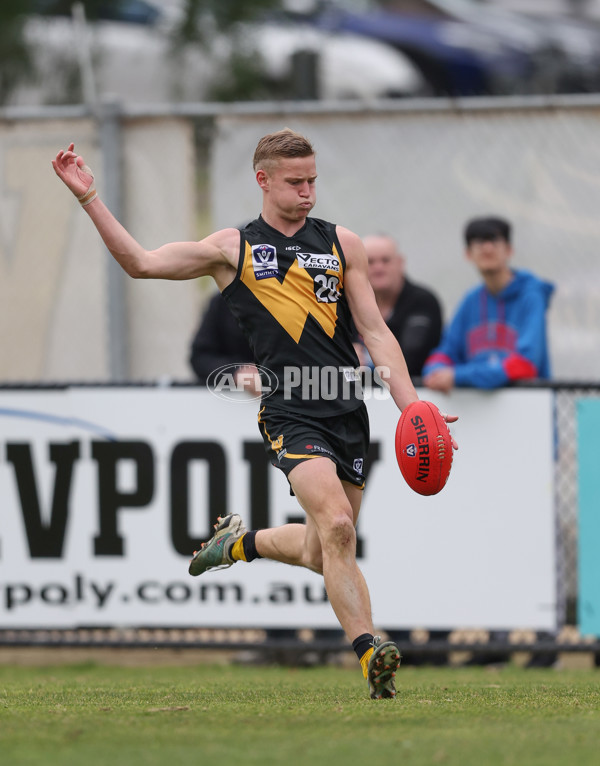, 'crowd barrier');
1,382,598,661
